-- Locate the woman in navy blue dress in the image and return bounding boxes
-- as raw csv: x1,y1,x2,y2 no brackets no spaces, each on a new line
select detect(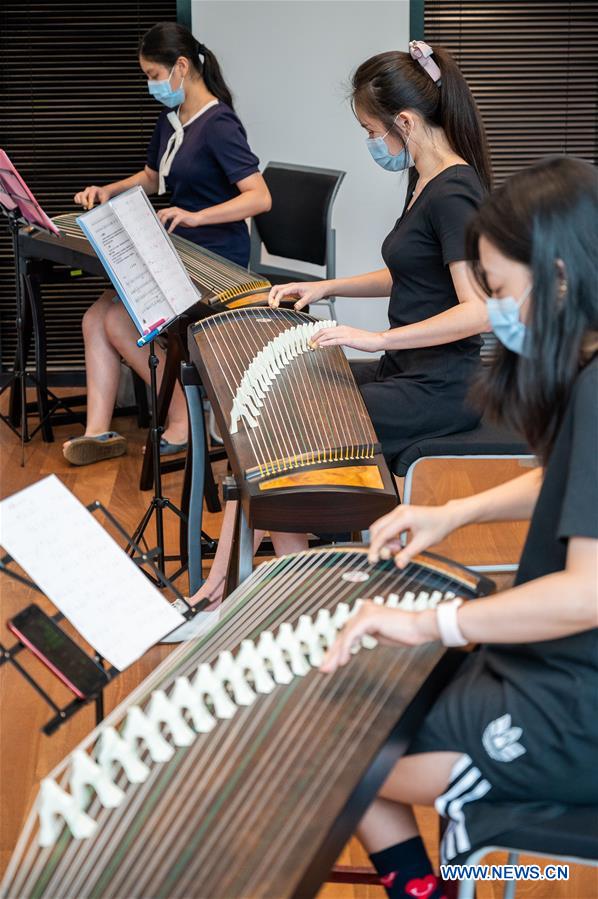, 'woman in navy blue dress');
64,22,270,466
